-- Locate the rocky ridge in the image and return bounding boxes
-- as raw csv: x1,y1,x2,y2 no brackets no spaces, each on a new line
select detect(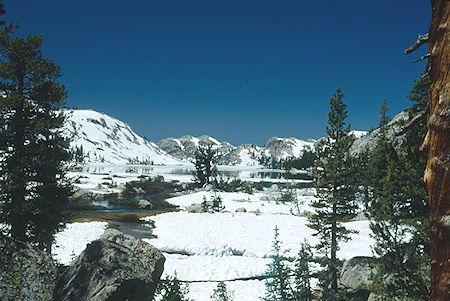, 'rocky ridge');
158,135,316,166
66,109,409,167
